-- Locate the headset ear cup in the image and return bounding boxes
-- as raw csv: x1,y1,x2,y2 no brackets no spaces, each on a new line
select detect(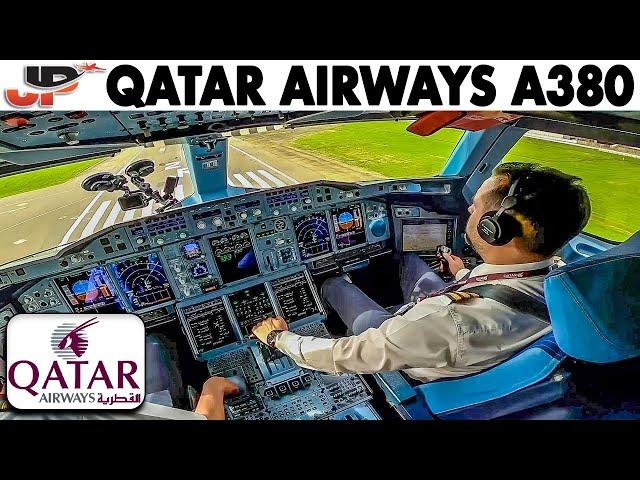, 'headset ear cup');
478,214,501,245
